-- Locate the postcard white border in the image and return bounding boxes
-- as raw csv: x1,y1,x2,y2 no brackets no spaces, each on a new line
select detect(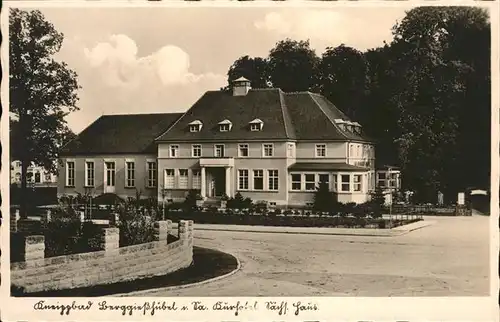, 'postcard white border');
1,1,499,321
